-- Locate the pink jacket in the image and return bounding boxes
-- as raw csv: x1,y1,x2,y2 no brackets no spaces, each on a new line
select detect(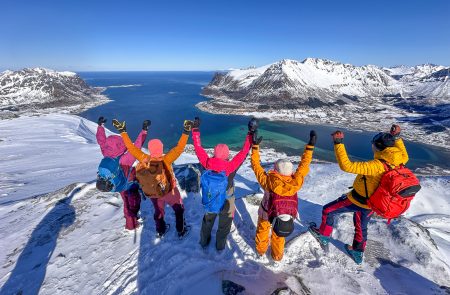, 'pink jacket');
192,129,252,176
96,126,147,178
